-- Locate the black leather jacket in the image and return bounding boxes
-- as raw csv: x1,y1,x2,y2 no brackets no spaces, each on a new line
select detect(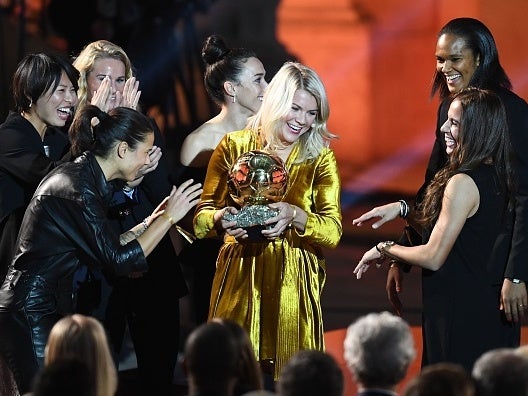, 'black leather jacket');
0,151,148,311
0,151,149,393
